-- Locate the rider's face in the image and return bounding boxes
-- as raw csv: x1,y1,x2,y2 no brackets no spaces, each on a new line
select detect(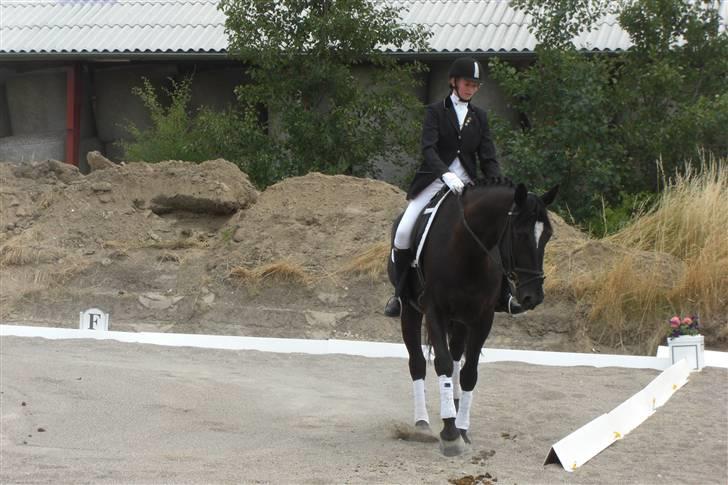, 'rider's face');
451,77,481,101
